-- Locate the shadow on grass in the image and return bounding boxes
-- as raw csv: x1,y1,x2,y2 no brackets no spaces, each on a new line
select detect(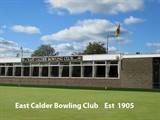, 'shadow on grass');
0,83,160,93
